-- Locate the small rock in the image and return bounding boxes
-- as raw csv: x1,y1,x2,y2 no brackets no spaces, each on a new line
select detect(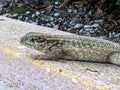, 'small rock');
0,4,3,8
7,14,14,18
12,14,18,17
53,24,59,29
35,11,40,16
15,0,19,2
3,13,9,17
84,25,91,28
31,14,35,18
91,23,99,27
70,21,75,26
17,3,23,7
86,28,93,31
26,11,30,14
54,13,60,17
74,24,82,28
55,1,59,5
73,10,77,13
50,17,54,21
46,23,51,27
68,9,72,13
25,17,29,22
18,15,22,19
